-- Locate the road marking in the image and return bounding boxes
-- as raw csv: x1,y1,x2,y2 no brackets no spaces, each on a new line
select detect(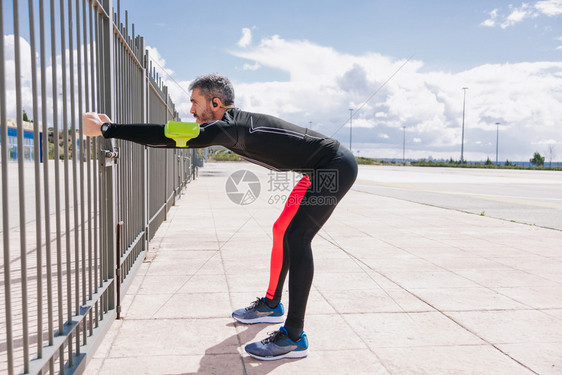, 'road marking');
355,180,562,210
